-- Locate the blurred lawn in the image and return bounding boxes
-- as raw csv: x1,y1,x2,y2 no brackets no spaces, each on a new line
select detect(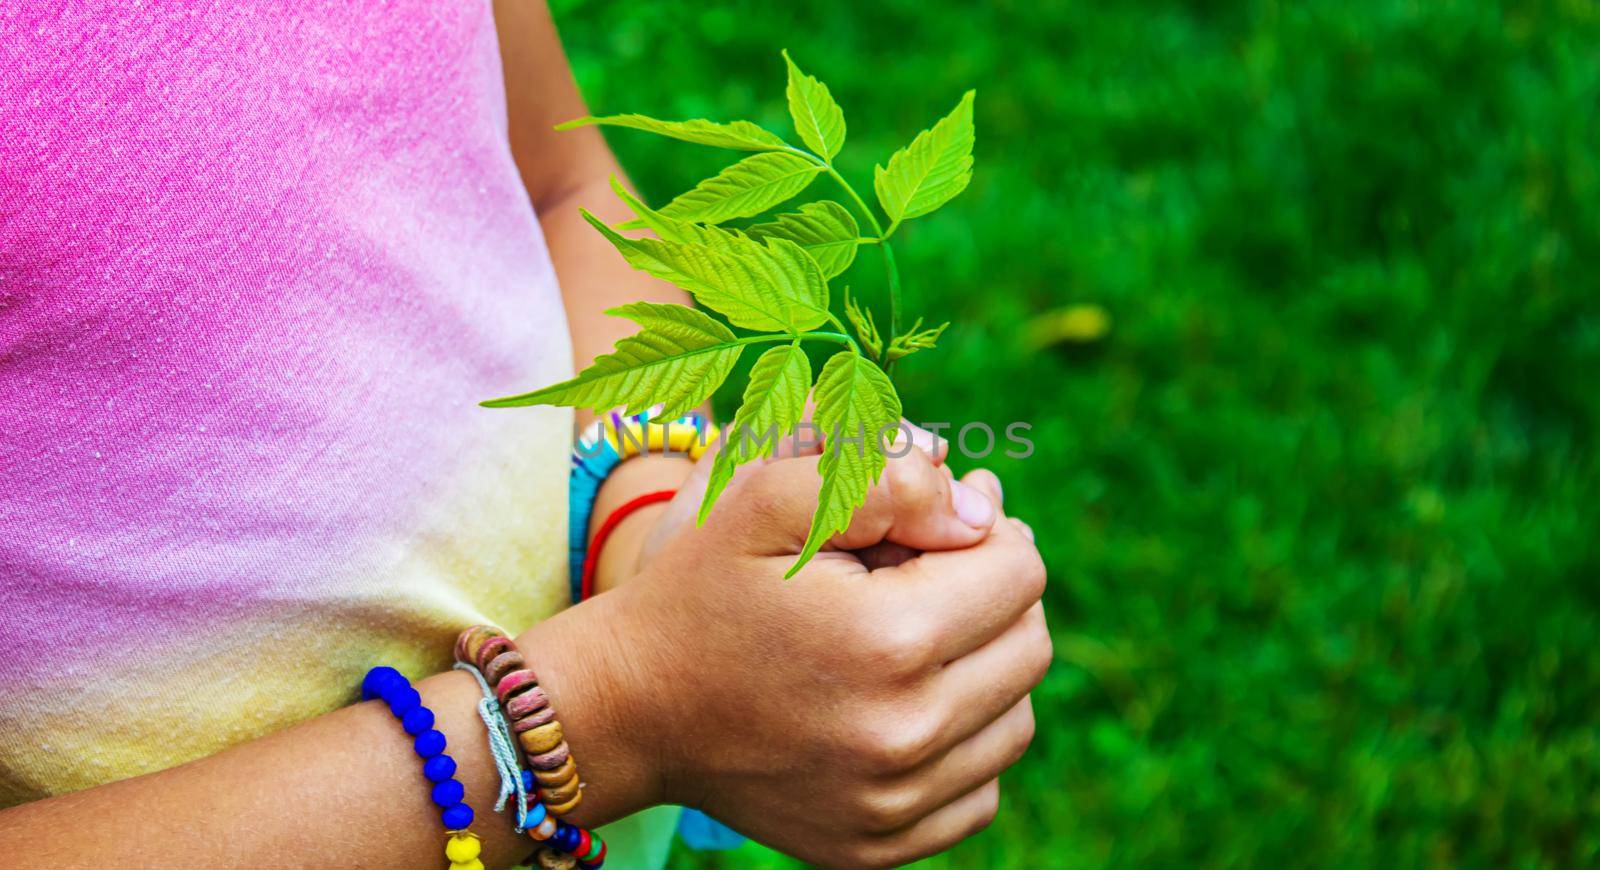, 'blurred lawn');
550,0,1600,866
